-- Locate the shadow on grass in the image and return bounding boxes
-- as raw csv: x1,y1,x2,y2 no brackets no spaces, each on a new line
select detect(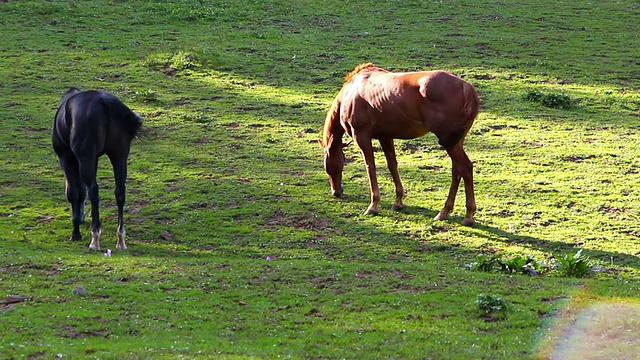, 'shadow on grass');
467,222,640,273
